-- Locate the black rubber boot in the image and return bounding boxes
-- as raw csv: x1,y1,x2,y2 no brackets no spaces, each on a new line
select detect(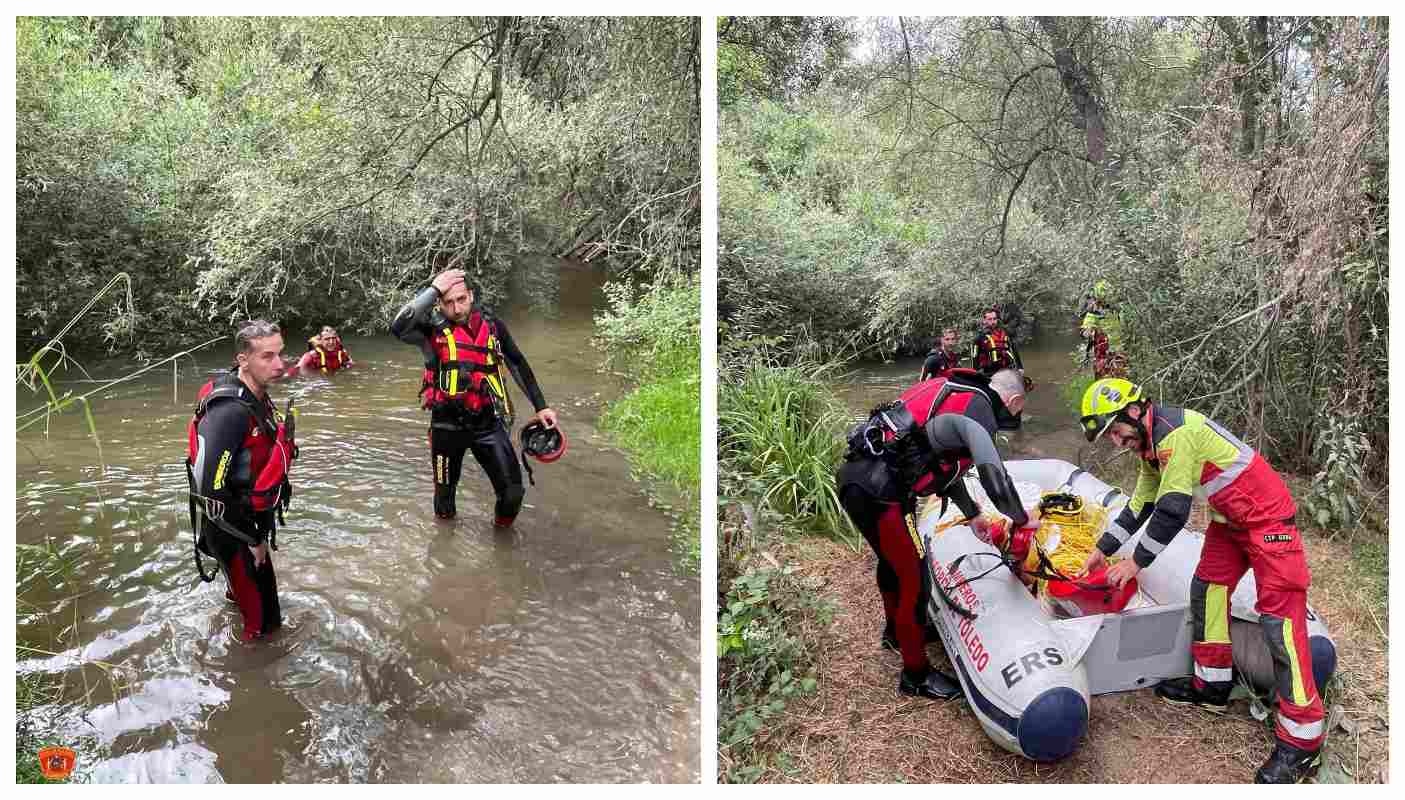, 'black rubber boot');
898,667,963,700
1154,676,1231,713
881,622,940,652
433,485,457,519
1254,741,1322,784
